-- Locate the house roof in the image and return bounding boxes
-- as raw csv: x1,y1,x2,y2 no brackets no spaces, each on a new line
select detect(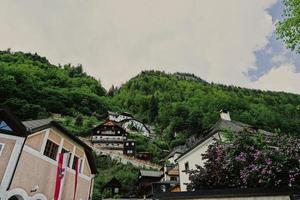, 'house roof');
120,118,151,133
0,108,97,174
24,120,98,174
139,170,163,178
95,120,125,130
0,107,27,137
176,118,274,162
164,145,187,160
22,118,52,133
